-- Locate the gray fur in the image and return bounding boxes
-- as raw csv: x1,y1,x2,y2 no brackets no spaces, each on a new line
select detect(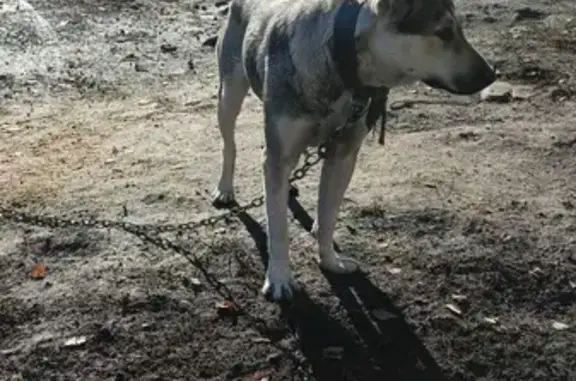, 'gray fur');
211,0,496,301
